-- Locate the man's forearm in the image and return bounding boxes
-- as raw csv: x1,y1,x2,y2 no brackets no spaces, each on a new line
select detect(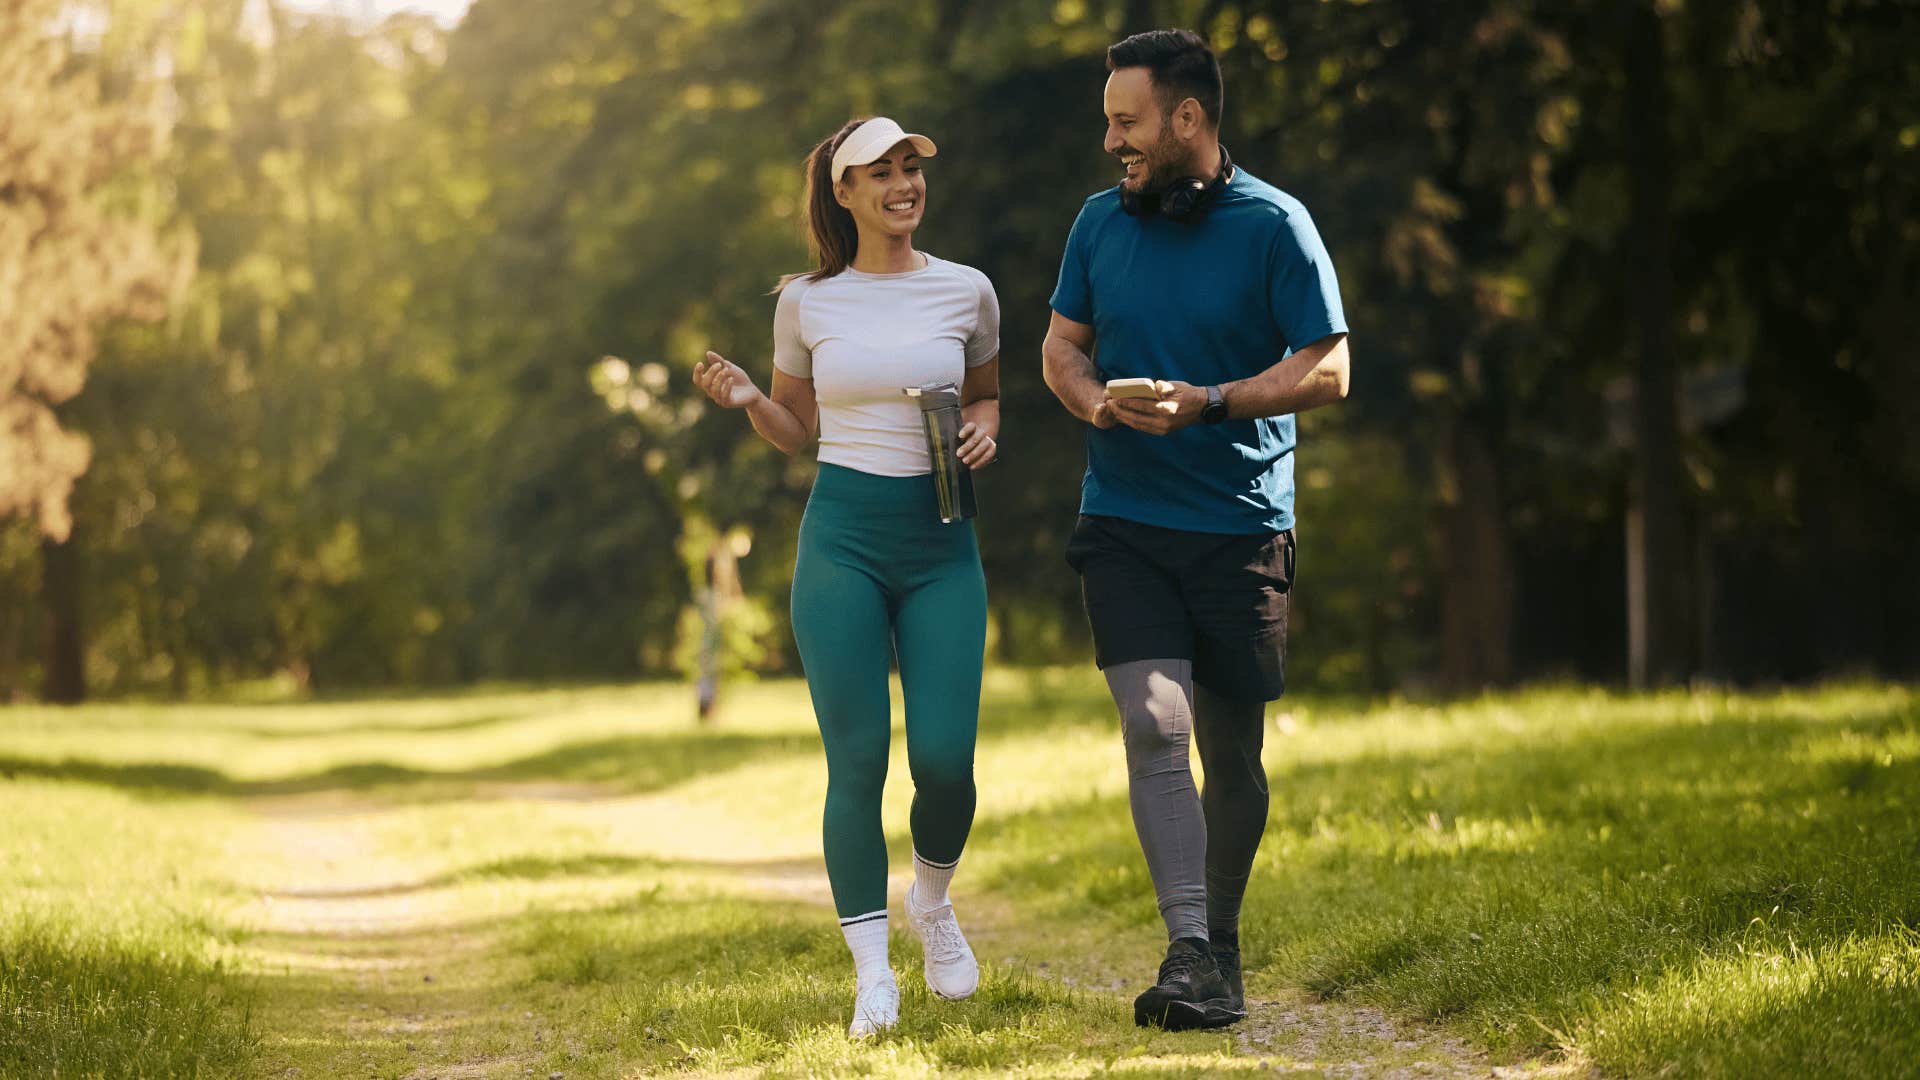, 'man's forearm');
1043,334,1107,423
1221,335,1350,420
